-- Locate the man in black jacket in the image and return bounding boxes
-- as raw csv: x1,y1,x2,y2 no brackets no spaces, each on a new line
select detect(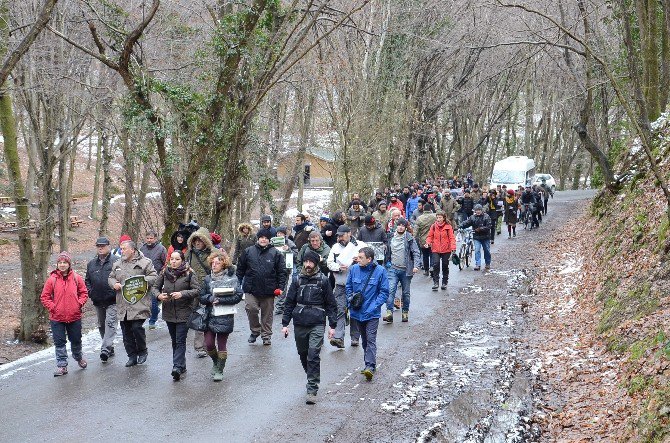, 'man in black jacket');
460,204,492,271
282,251,336,405
237,229,287,346
85,237,119,362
